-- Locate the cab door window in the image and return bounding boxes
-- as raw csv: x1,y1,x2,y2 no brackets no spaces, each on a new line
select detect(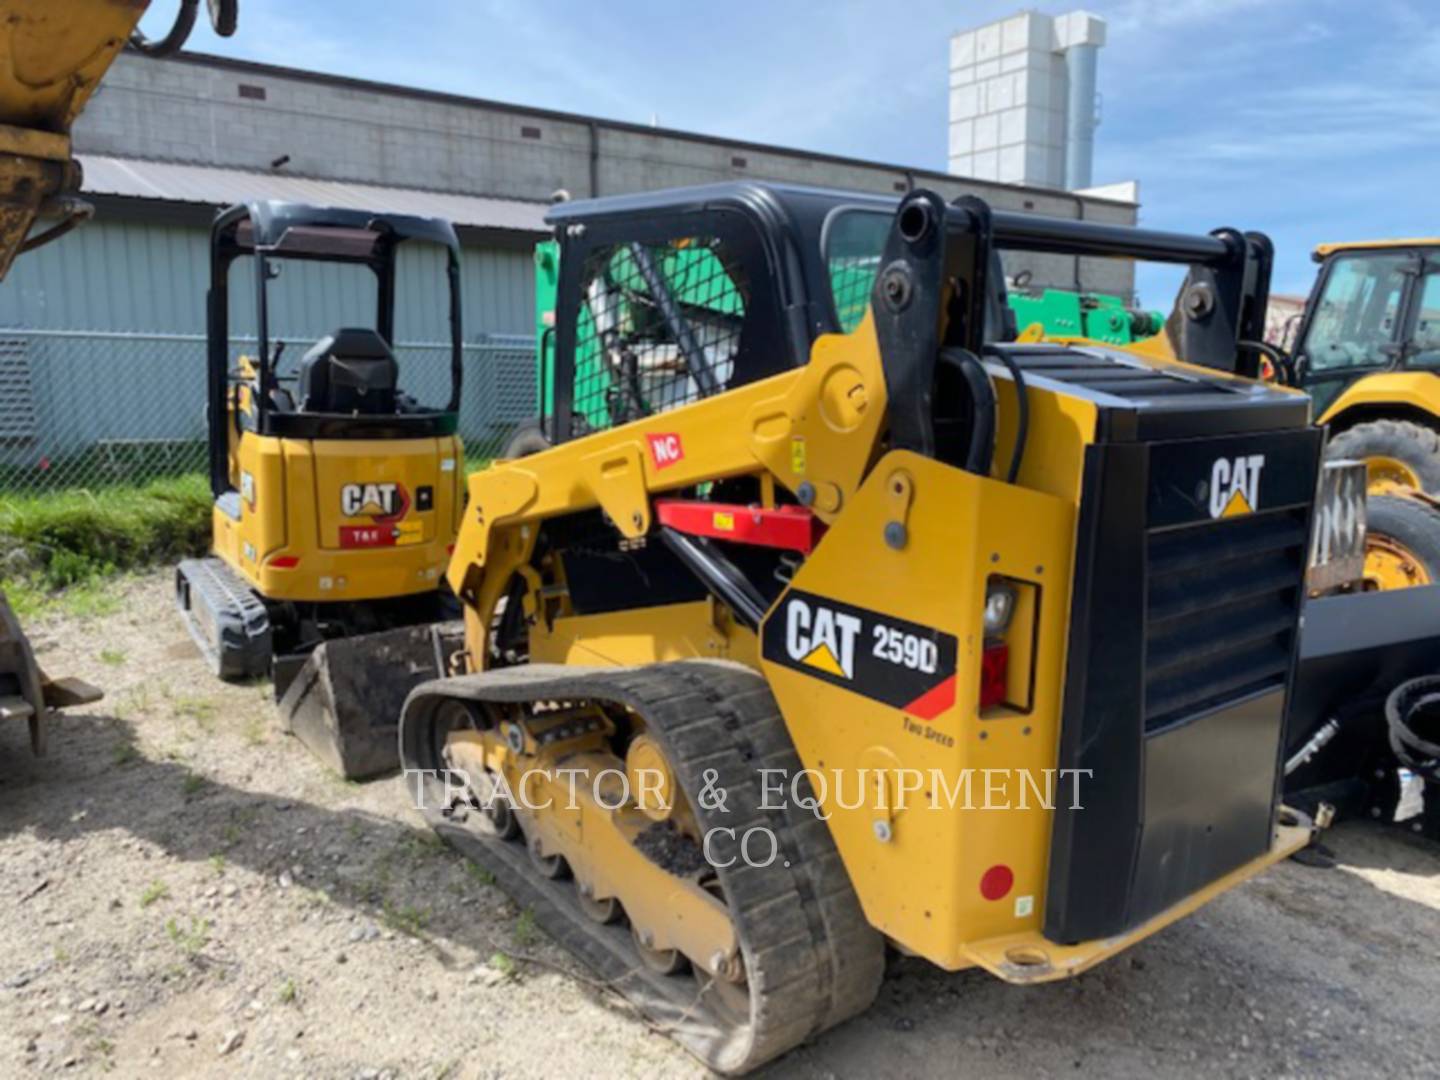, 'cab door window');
1303,253,1409,371
1409,269,1440,366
